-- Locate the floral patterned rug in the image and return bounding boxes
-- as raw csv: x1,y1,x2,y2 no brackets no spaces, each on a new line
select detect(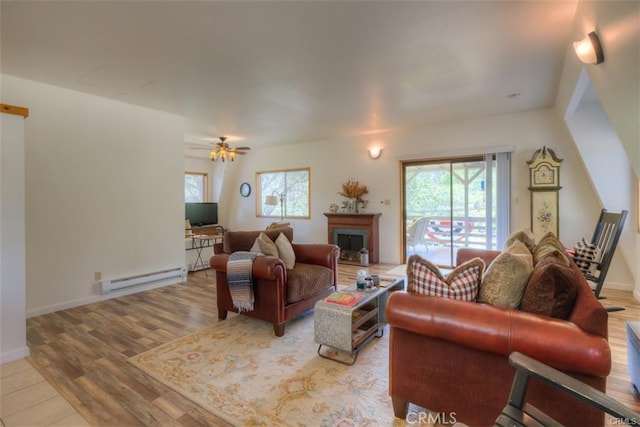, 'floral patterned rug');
129,313,409,426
